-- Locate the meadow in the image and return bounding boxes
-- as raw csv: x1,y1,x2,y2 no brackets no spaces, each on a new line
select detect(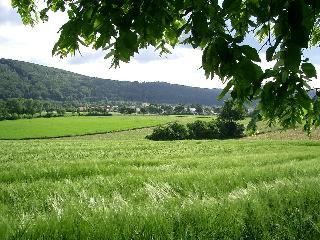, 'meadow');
0,115,206,140
1,116,320,239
